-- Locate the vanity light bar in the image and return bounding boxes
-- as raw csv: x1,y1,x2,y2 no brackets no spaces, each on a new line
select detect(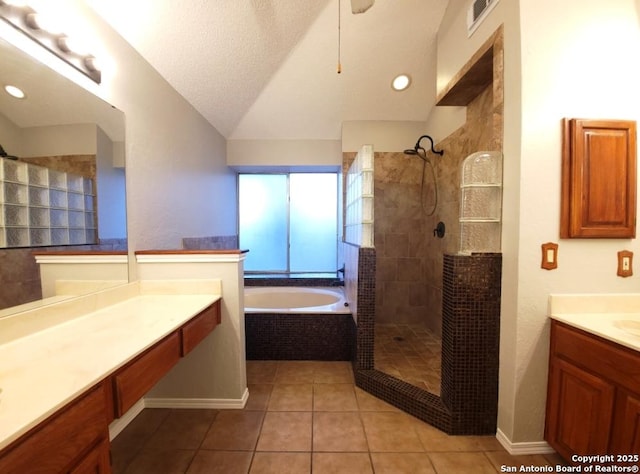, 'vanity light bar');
0,2,101,84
